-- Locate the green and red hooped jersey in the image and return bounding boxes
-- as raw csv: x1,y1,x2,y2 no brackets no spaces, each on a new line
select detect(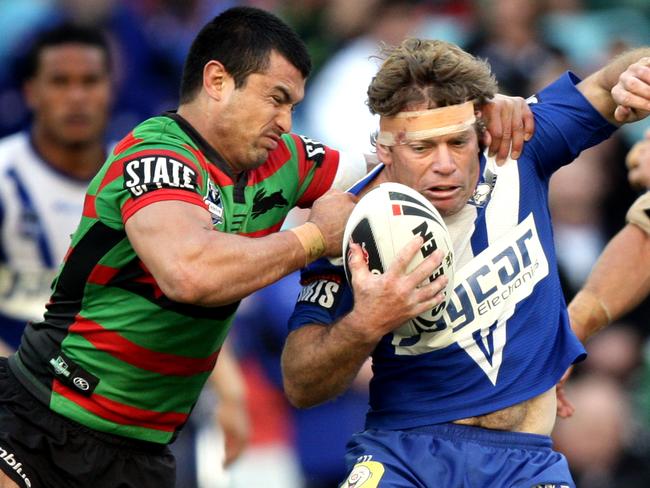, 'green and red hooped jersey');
10,113,342,444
